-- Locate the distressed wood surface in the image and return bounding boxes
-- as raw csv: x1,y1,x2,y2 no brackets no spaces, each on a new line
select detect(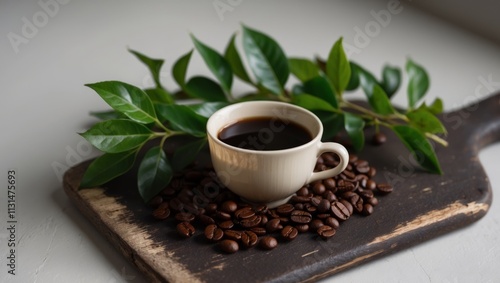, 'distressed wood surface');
63,93,500,282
